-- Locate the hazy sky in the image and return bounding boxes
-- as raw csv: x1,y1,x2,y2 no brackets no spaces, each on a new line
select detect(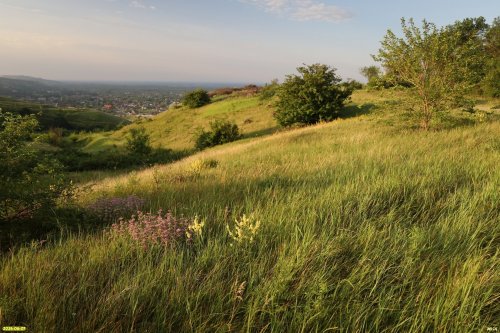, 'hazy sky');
0,0,498,82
